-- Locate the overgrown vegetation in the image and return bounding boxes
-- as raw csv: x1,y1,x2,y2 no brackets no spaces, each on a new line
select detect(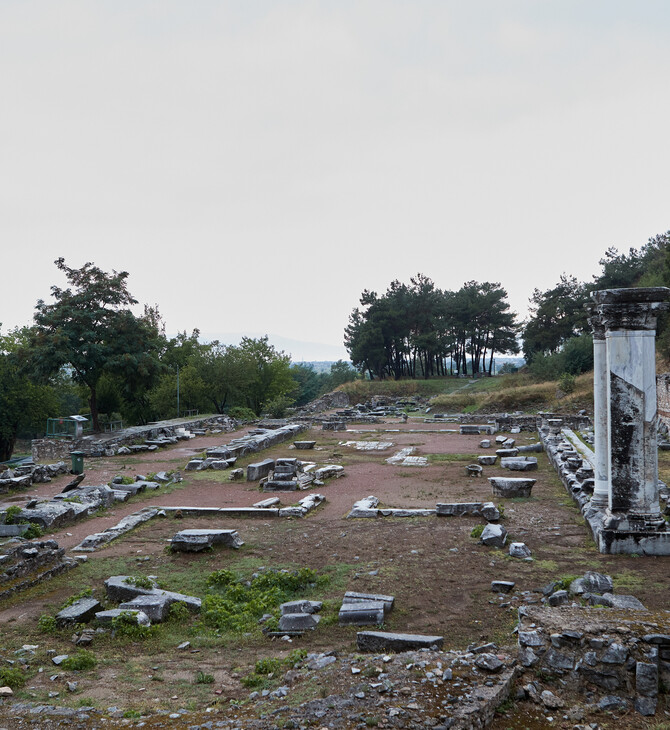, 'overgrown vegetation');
61,650,97,671
202,567,327,634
